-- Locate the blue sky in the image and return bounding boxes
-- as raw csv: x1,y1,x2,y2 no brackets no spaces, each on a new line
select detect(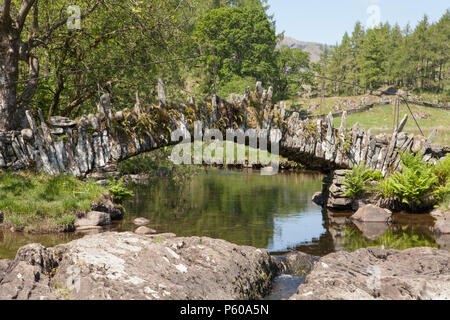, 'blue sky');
267,0,450,45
